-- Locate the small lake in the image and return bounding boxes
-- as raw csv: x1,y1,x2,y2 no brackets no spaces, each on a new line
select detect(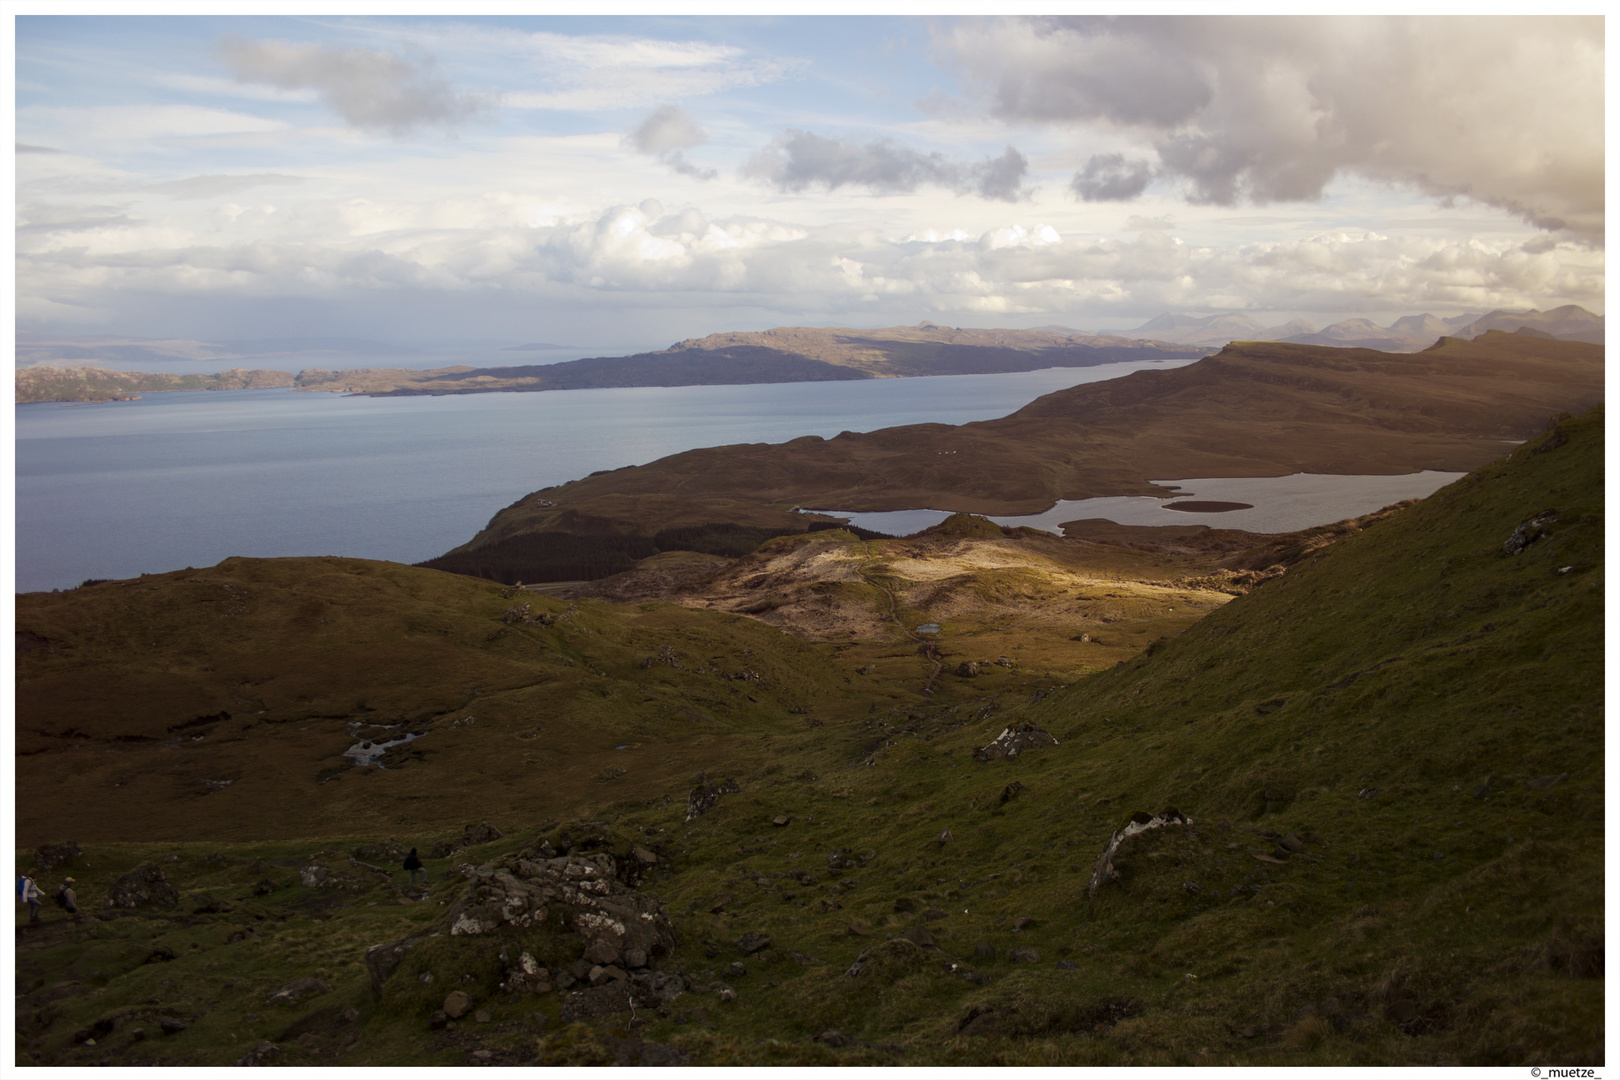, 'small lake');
15,359,1195,593
810,470,1467,538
